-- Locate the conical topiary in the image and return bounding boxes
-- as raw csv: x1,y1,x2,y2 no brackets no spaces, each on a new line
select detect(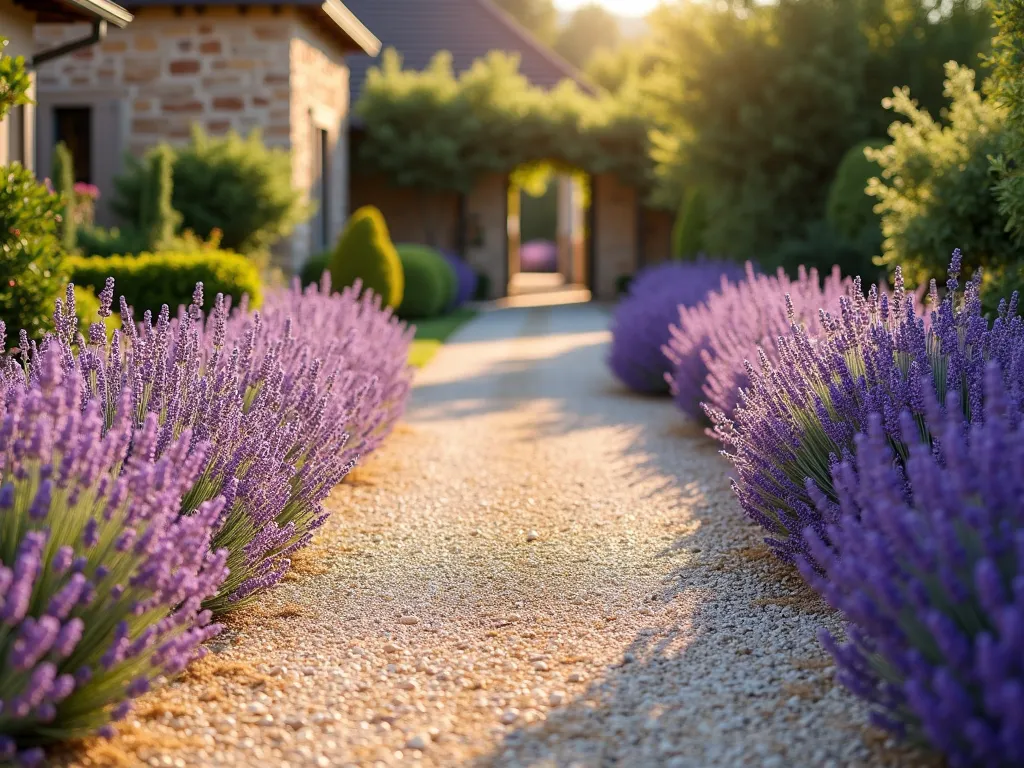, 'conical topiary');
825,139,887,242
329,206,404,308
52,141,77,251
